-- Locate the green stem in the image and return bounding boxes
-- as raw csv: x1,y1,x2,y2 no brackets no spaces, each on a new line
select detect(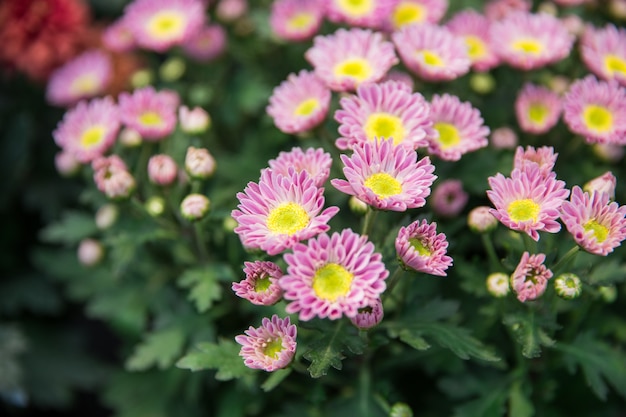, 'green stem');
359,354,372,417
384,266,405,298
361,208,379,237
135,142,153,196
194,223,209,263
521,232,537,254
551,245,580,276
481,233,500,271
